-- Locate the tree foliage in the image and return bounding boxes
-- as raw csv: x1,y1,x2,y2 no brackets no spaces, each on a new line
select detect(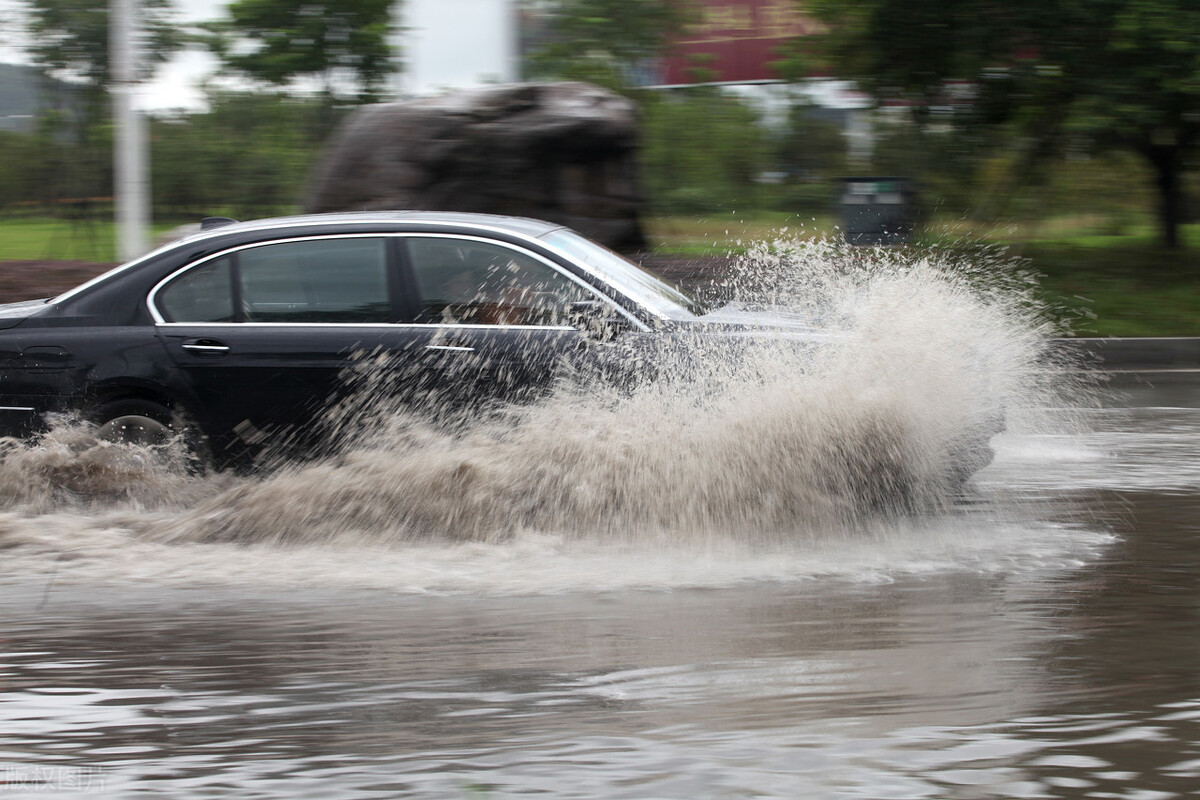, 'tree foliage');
203,0,394,102
22,0,179,90
805,0,1200,247
149,92,330,219
20,0,181,157
641,89,770,213
0,92,330,218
